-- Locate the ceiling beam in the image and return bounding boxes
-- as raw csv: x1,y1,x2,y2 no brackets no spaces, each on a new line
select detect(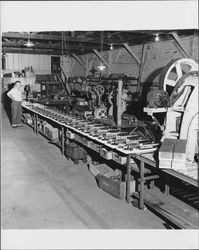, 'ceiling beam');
2,48,58,55
2,32,110,45
123,43,141,65
171,32,190,58
2,47,88,55
71,54,86,69
93,49,110,68
2,41,110,53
